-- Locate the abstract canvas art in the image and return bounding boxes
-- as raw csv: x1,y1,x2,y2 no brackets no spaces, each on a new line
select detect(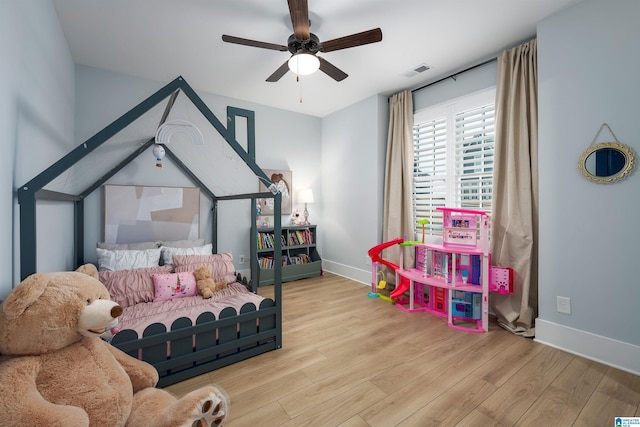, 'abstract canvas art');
104,185,200,243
